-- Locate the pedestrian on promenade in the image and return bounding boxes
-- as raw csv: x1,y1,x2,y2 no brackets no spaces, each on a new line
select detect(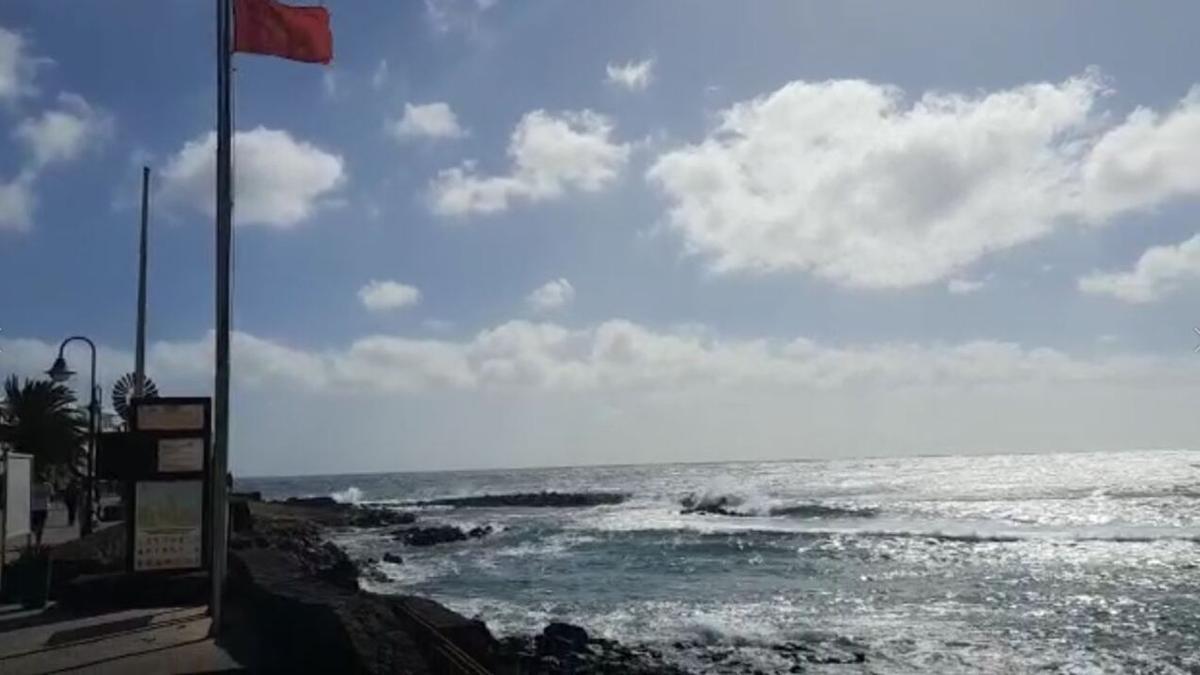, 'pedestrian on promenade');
63,479,79,526
31,480,50,546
